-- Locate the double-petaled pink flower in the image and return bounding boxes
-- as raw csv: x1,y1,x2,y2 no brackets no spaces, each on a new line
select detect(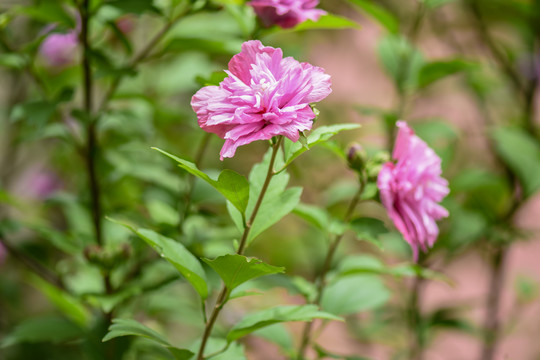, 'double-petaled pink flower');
377,121,449,261
191,40,331,160
249,0,326,28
